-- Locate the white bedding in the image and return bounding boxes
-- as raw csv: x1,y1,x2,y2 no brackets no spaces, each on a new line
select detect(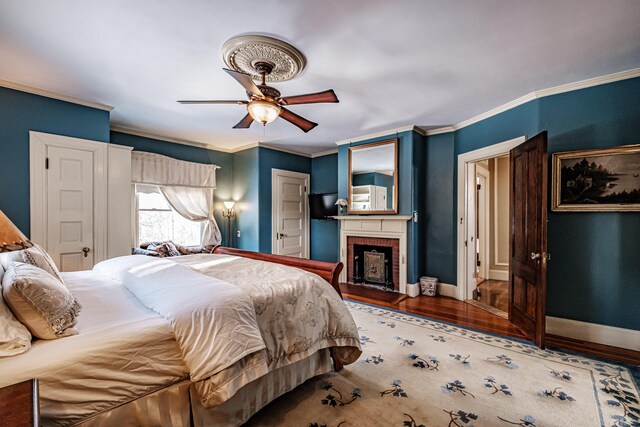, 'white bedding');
0,270,188,426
